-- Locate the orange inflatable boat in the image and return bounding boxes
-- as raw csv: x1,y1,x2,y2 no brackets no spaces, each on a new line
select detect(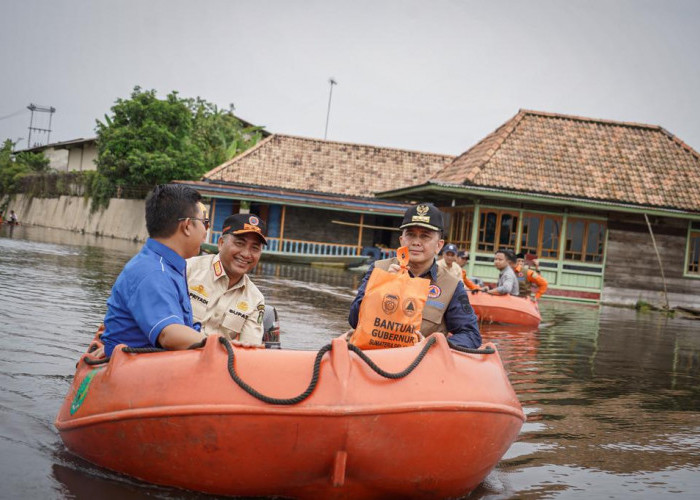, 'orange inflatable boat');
469,291,542,326
55,333,525,499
